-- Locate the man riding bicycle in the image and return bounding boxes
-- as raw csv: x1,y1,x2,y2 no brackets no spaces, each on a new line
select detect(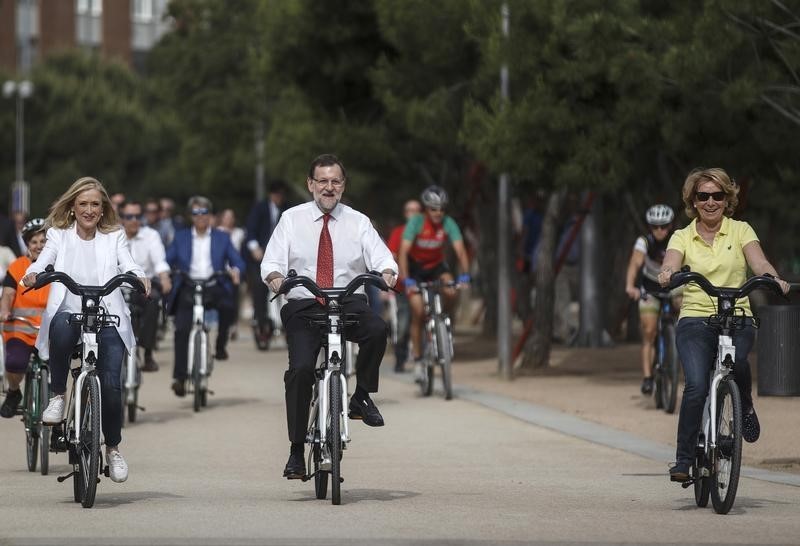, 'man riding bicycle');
0,219,49,418
261,154,398,480
624,204,680,395
397,185,470,383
